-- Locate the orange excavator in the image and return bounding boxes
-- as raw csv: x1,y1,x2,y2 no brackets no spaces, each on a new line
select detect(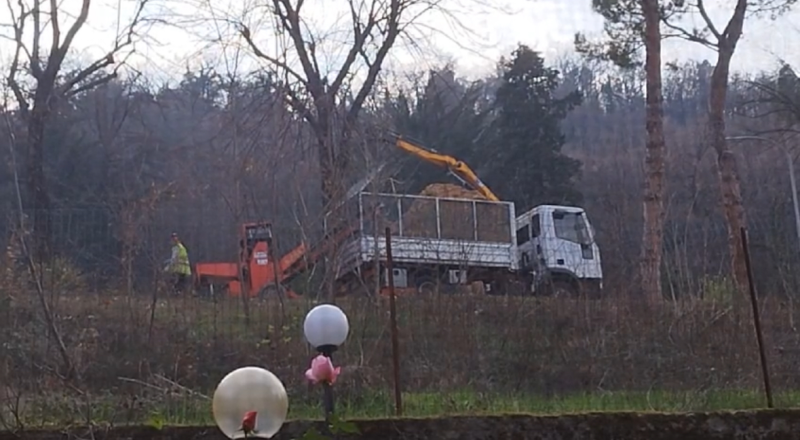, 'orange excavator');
193,222,355,298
